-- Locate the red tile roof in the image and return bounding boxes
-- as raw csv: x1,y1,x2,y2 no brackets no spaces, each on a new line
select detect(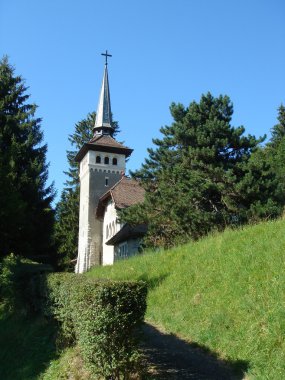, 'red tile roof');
75,135,133,162
96,177,145,217
89,135,130,150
